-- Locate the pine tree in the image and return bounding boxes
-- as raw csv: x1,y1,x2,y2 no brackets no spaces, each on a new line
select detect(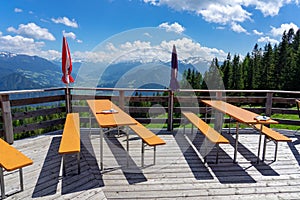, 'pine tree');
203,58,224,89
242,53,251,90
276,31,289,90
220,53,231,89
251,44,262,89
260,43,275,89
